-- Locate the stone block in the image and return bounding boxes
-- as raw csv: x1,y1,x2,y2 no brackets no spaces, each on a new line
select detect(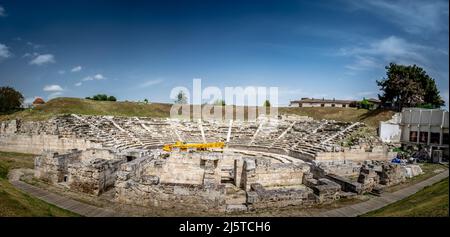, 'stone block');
141,175,160,185
246,191,259,204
